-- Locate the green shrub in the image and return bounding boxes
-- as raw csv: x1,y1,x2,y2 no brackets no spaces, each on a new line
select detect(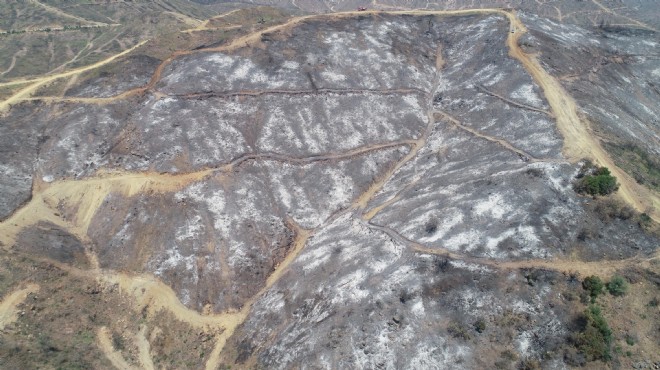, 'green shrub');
575,305,612,361
582,275,604,302
606,276,628,296
474,318,486,333
575,165,619,196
